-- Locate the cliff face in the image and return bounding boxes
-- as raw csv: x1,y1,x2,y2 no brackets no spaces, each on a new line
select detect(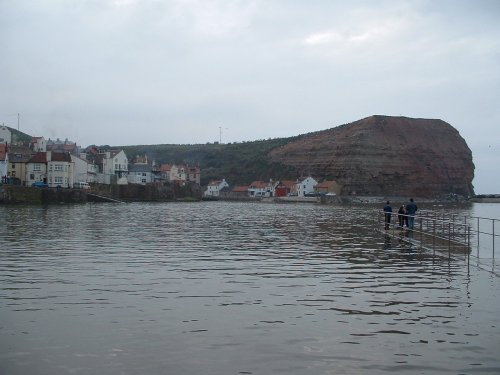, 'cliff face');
269,116,474,197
